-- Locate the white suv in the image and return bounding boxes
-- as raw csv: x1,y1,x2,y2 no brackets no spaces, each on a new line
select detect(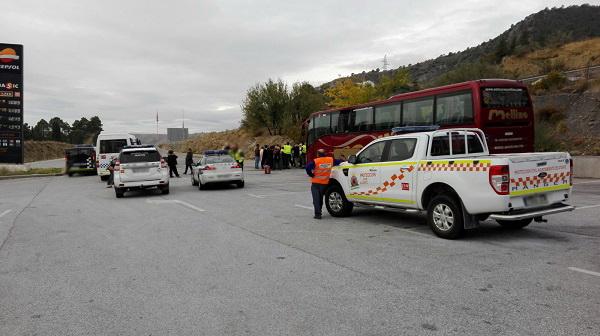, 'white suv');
113,145,169,198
